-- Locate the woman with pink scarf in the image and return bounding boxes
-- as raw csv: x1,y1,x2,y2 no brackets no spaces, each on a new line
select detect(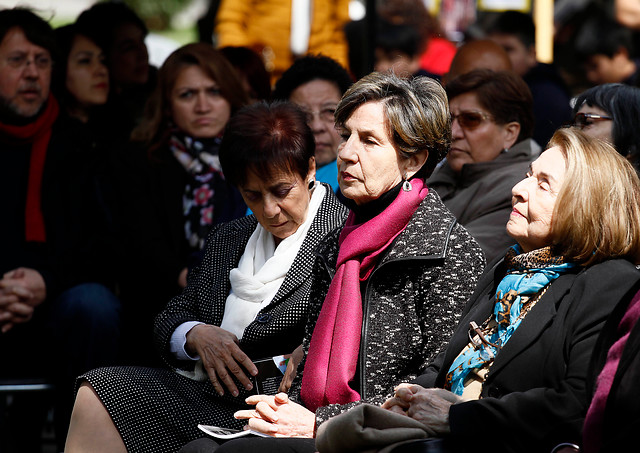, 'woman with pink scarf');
182,72,485,452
